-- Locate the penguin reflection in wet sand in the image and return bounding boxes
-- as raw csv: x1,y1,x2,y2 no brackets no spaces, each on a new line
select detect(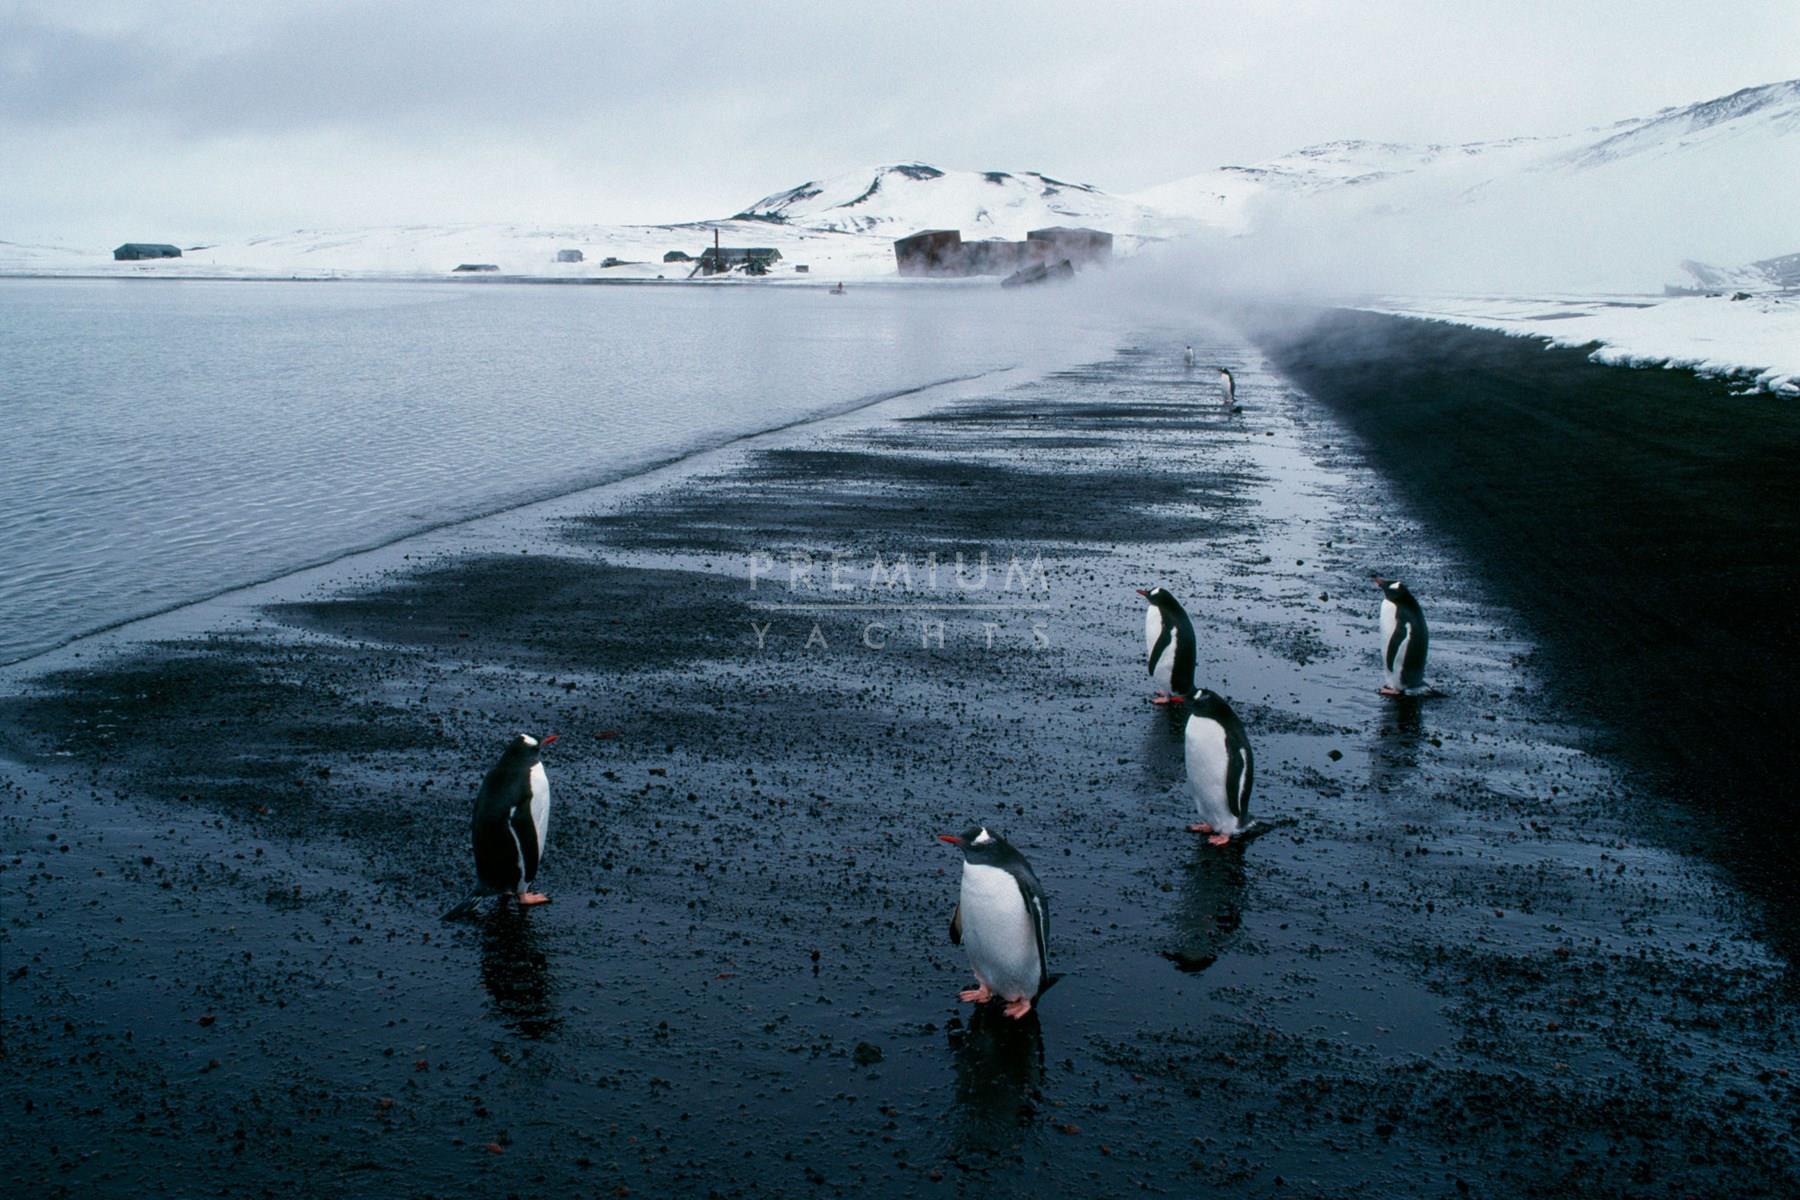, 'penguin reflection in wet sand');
1137,586,1197,705
940,827,1050,1019
1374,575,1430,696
1184,689,1253,846
443,733,558,920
